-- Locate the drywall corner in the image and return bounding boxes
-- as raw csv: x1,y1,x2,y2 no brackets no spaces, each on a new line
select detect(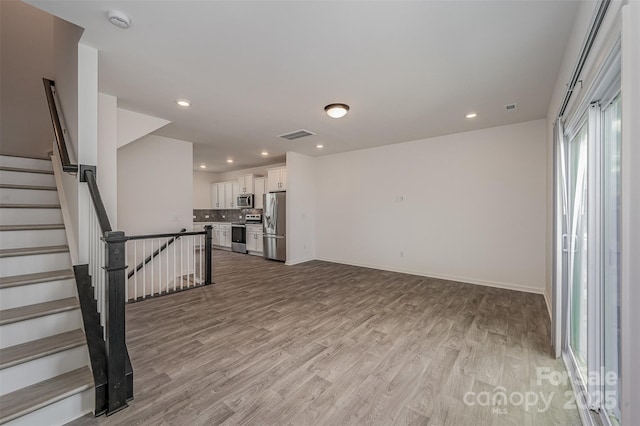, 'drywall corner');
285,151,316,265
117,108,170,149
